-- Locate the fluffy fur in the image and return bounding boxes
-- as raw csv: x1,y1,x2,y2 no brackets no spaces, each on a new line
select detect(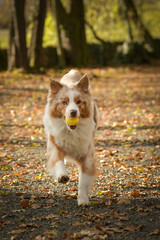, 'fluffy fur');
43,70,98,205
